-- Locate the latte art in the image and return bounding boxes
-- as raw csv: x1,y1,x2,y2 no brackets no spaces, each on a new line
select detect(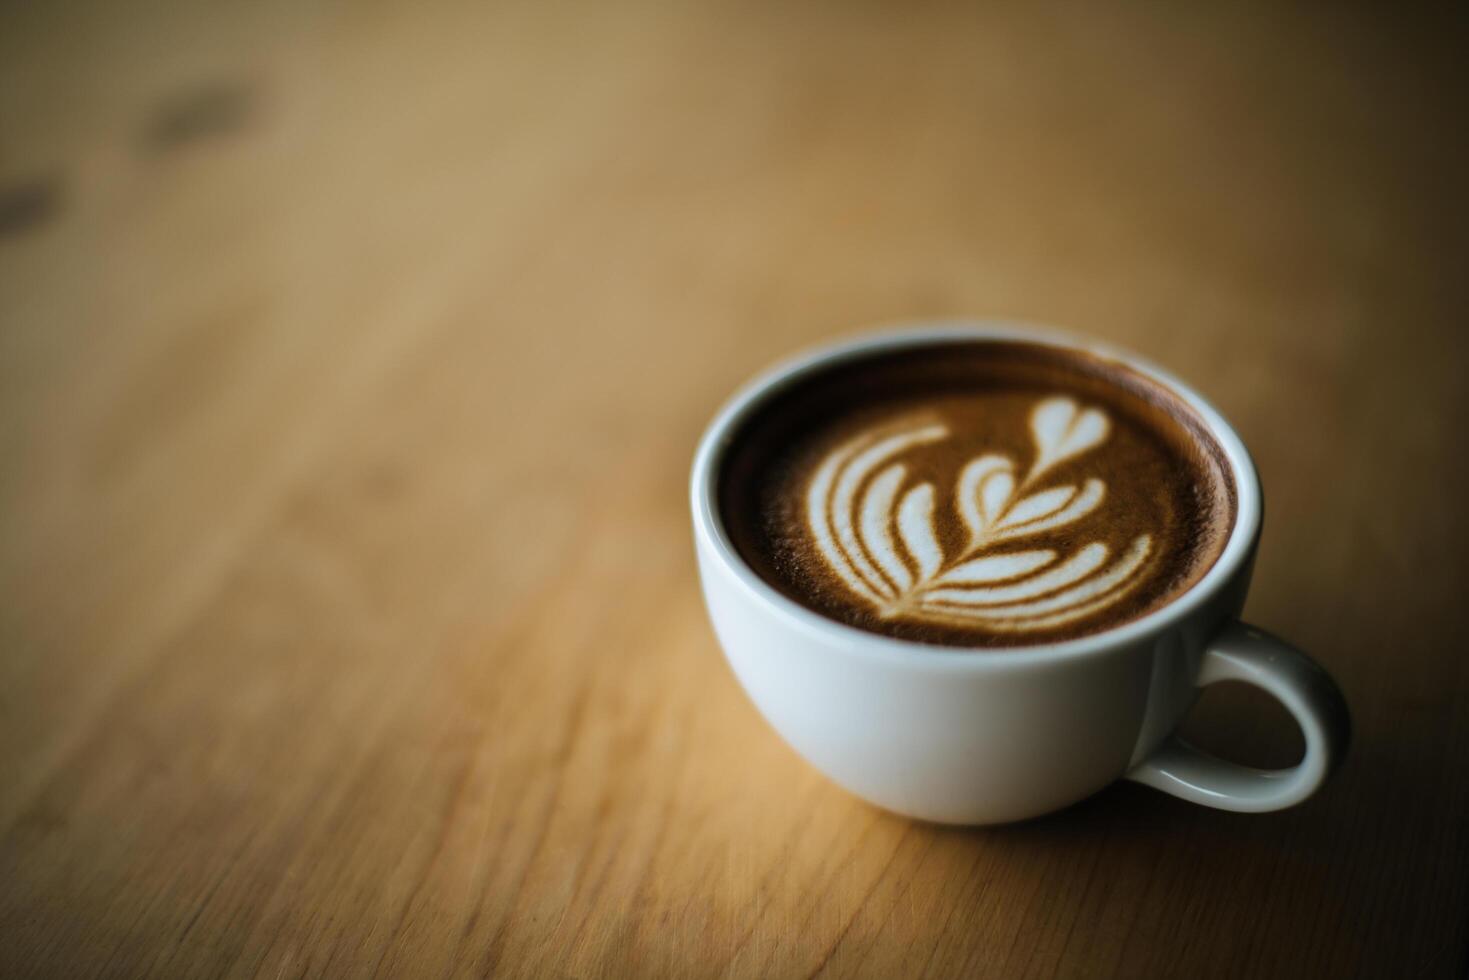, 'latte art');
806,398,1153,632
718,340,1236,647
